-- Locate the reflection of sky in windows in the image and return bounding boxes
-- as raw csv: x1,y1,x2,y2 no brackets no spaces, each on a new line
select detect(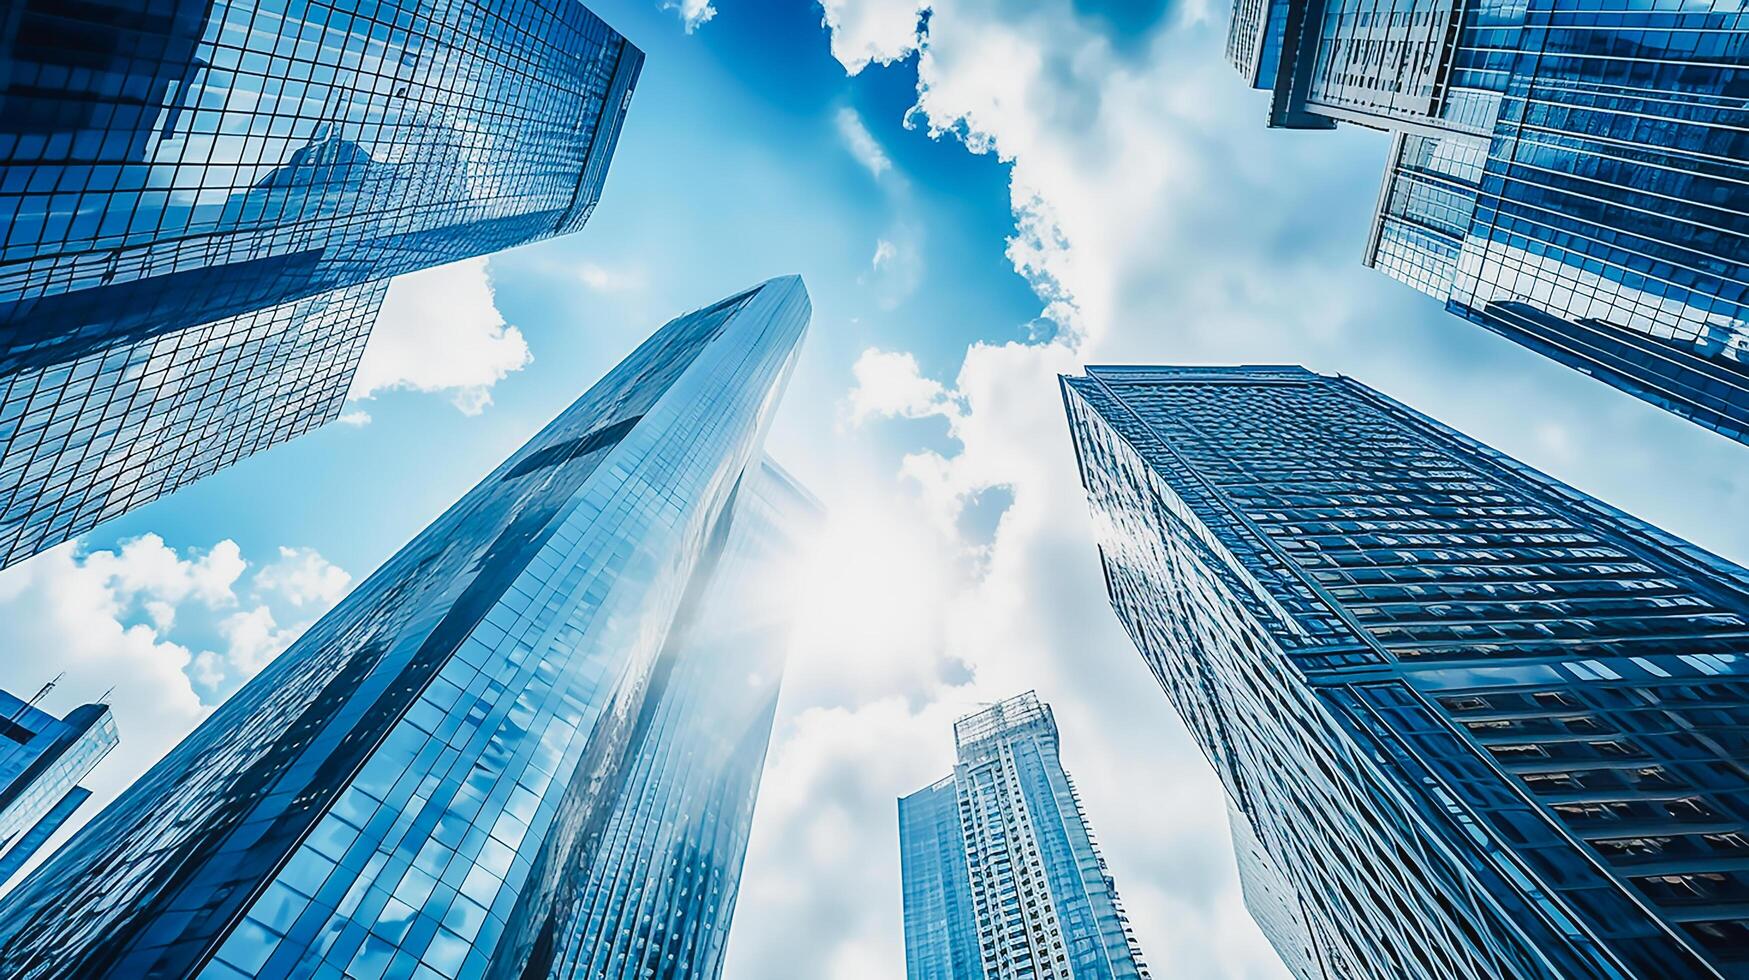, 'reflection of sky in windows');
0,0,641,355
1227,0,1749,442
1065,366,1749,979
0,278,810,980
